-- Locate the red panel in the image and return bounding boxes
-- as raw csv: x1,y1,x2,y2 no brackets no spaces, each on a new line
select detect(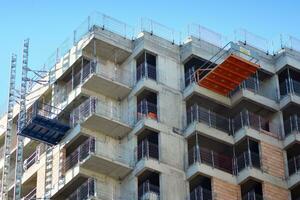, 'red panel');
197,54,260,96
